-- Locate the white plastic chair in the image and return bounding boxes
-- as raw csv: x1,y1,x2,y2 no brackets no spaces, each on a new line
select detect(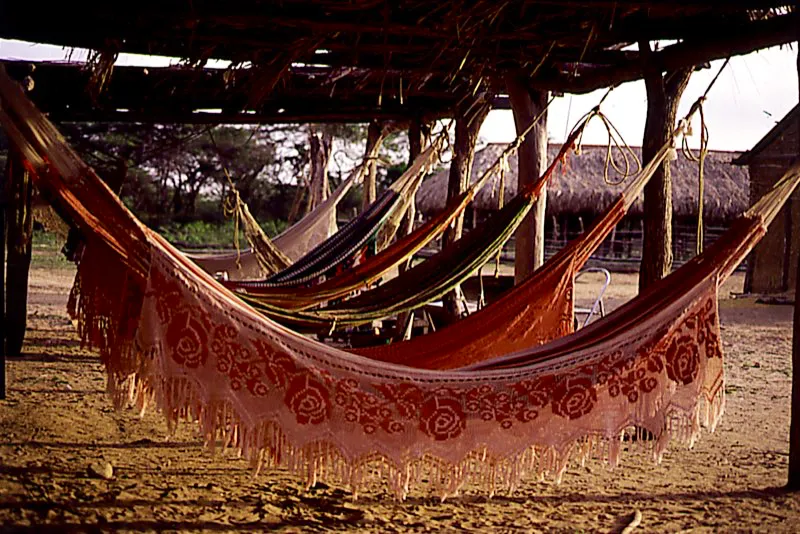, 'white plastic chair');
574,267,611,328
